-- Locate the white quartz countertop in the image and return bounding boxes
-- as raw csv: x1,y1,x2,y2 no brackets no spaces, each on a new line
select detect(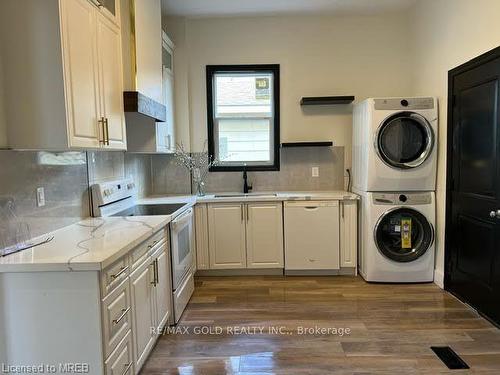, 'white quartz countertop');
0,191,356,273
140,191,358,204
0,216,171,273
